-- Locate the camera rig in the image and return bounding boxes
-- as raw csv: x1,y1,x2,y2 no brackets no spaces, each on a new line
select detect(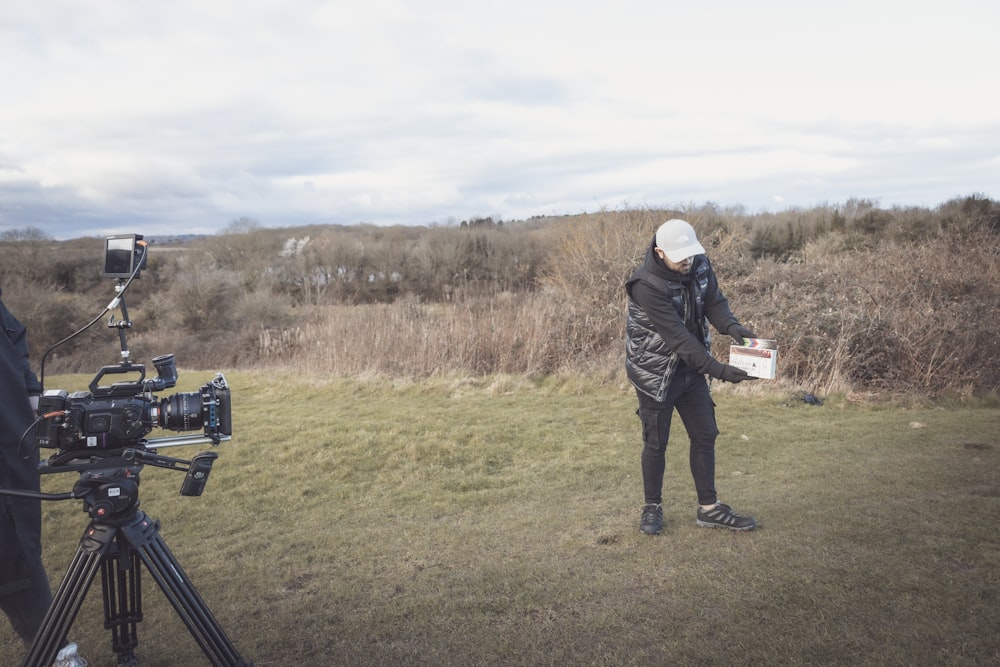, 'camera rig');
32,234,232,477
4,233,253,667
35,351,232,484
